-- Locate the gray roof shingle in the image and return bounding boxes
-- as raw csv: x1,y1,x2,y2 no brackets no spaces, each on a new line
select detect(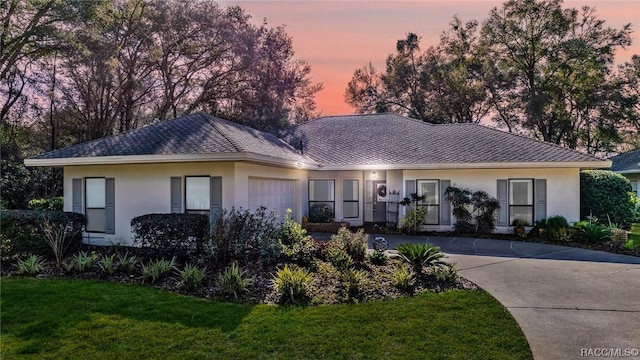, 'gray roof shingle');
610,148,640,173
31,112,316,164
284,113,605,166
